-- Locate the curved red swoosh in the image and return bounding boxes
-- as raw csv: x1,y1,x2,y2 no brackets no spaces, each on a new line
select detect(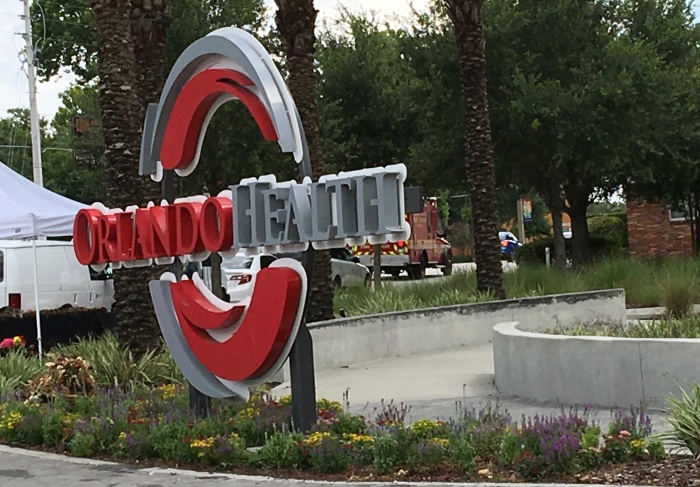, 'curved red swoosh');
170,267,302,381
160,68,278,171
170,280,245,330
